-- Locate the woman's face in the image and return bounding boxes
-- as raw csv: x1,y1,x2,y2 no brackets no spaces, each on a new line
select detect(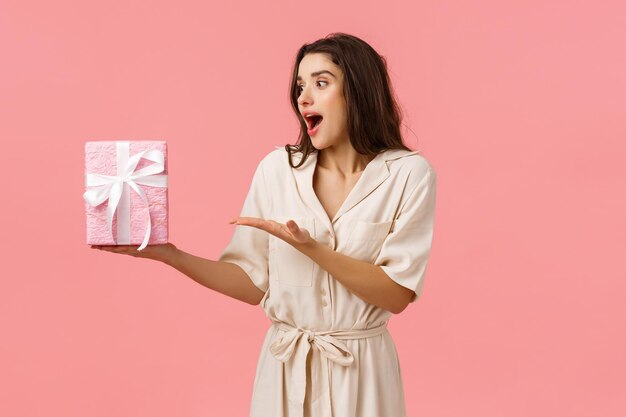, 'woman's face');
296,53,349,150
